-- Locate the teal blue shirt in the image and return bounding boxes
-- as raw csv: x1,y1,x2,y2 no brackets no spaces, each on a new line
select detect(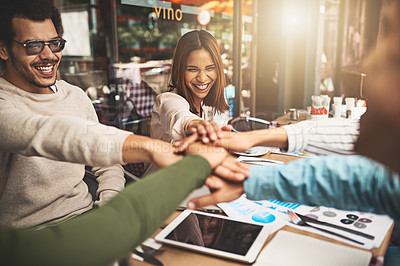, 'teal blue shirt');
244,155,400,221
